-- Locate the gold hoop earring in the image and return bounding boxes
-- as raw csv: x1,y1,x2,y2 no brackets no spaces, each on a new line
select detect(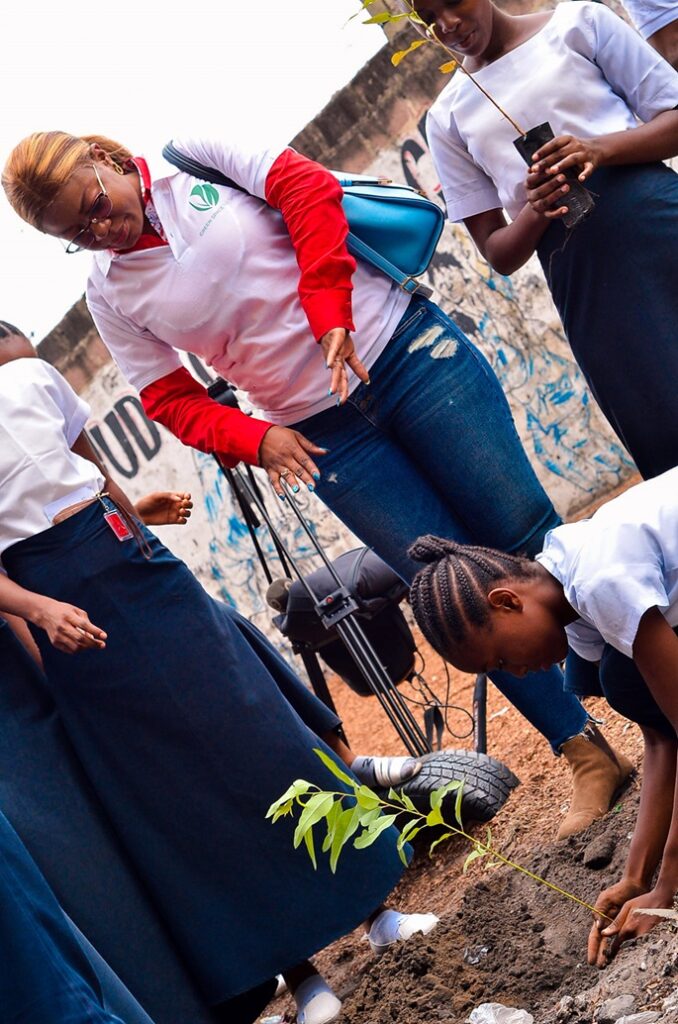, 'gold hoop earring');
112,162,125,175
